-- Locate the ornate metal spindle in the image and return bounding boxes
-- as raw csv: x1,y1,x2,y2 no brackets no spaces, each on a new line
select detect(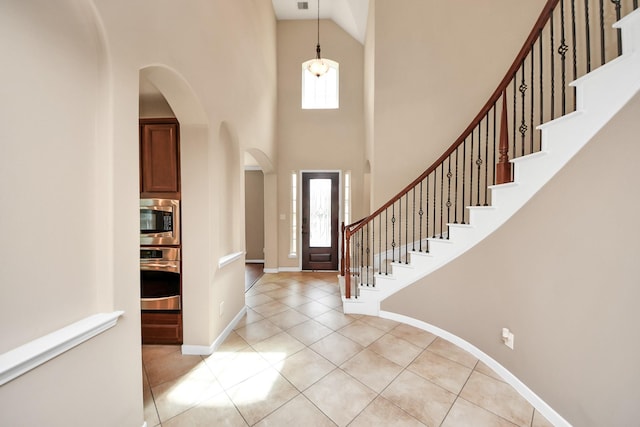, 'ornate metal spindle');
599,0,606,66
432,168,437,238
571,0,578,82
519,65,528,156
476,127,482,206
612,0,622,56
560,0,568,115
551,11,556,119
454,146,460,220
484,113,489,205
419,181,424,251
530,44,535,154
371,218,375,284
447,156,453,227
470,129,475,208
405,194,409,262
398,198,402,262
378,213,382,274
345,229,351,298
492,106,497,186
461,140,466,224
365,223,370,285
412,188,416,251
438,163,443,238
391,203,396,263
384,208,388,275
584,0,592,73
512,78,517,158
539,29,544,145
425,175,430,249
